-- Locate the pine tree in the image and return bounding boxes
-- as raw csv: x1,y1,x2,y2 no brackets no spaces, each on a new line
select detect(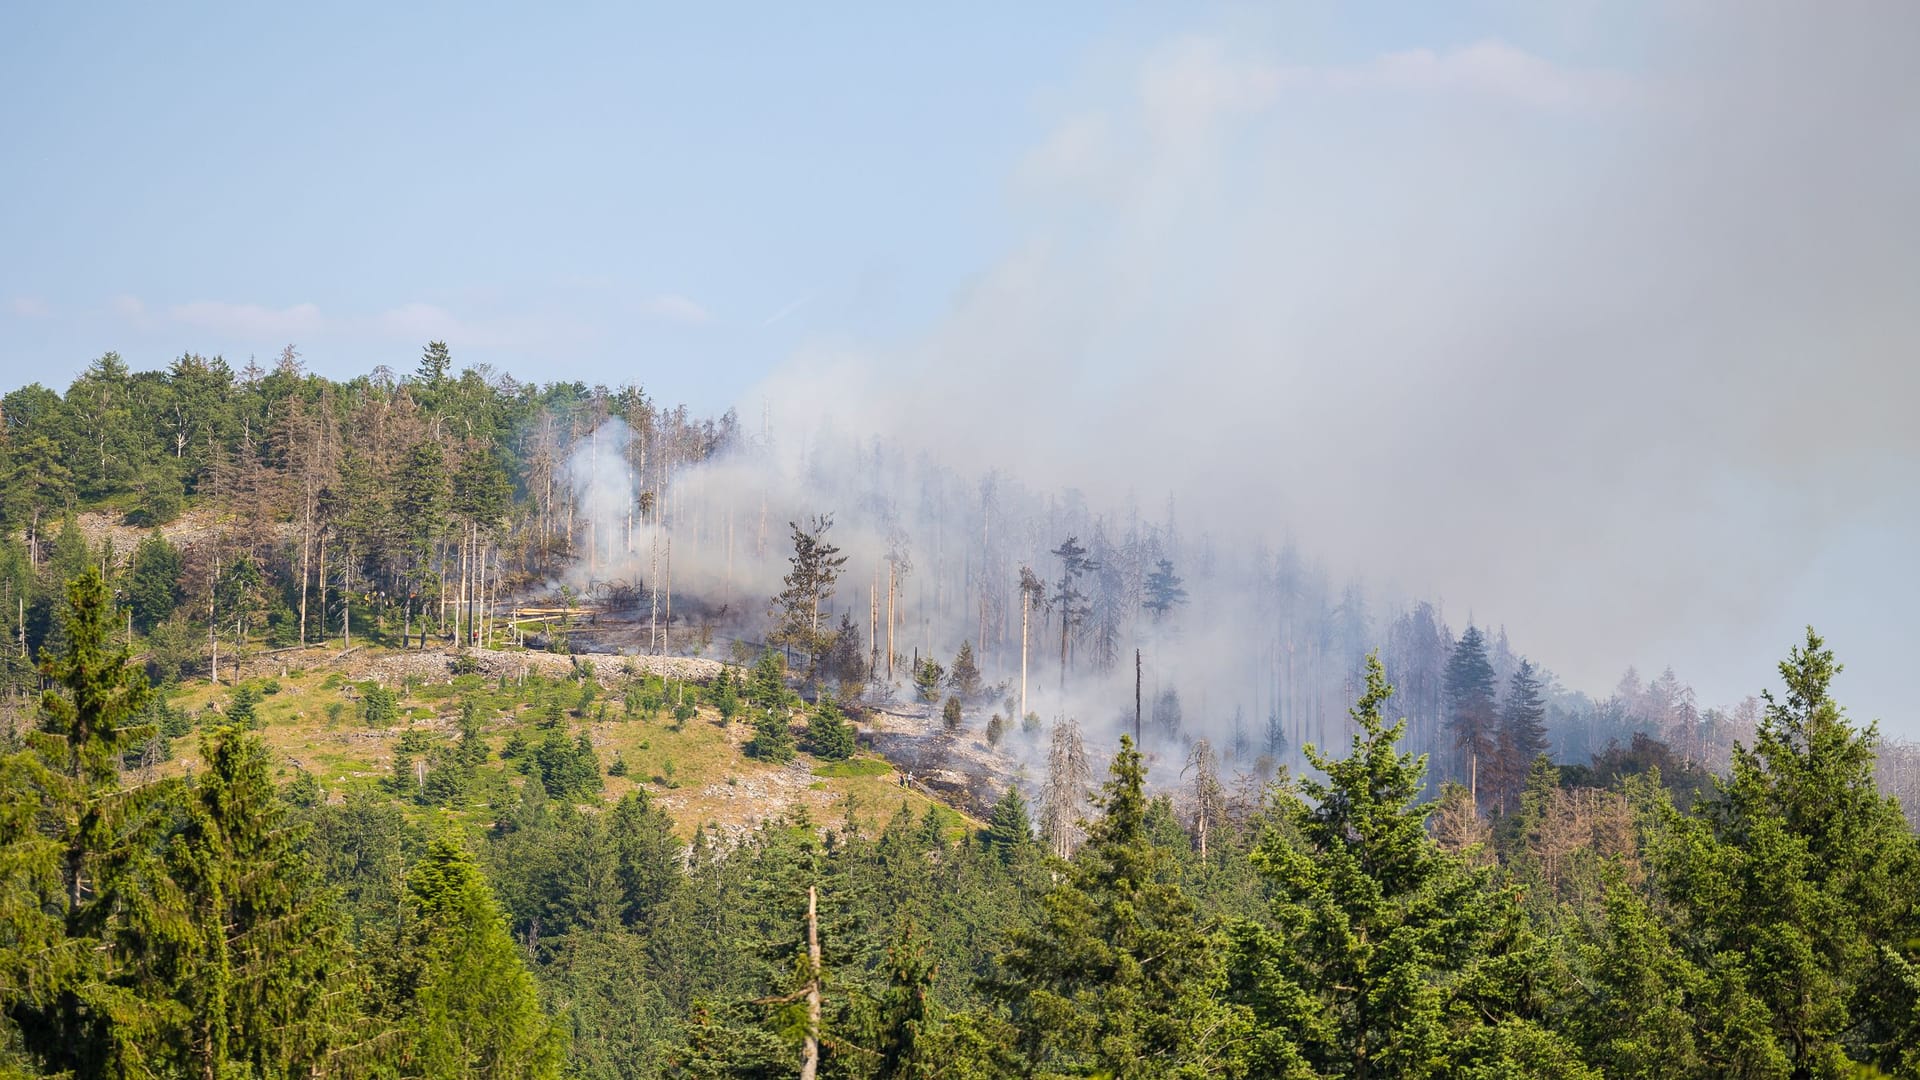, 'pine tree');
941,695,962,733
414,340,453,389
1228,653,1593,1079
946,640,982,701
748,707,796,764
1142,558,1188,621
995,736,1250,1077
806,698,856,761
1,567,175,1075
1491,660,1548,814
128,533,183,633
912,658,944,704
747,649,788,708
399,825,563,1078
1048,537,1098,690
767,515,849,680
1445,625,1498,802
172,726,361,1076
867,926,937,1079
983,786,1032,862
1645,628,1920,1076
